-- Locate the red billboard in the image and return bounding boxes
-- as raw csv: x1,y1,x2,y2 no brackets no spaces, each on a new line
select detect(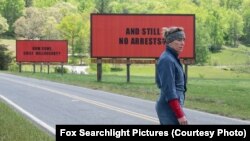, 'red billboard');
16,40,68,63
91,14,195,58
